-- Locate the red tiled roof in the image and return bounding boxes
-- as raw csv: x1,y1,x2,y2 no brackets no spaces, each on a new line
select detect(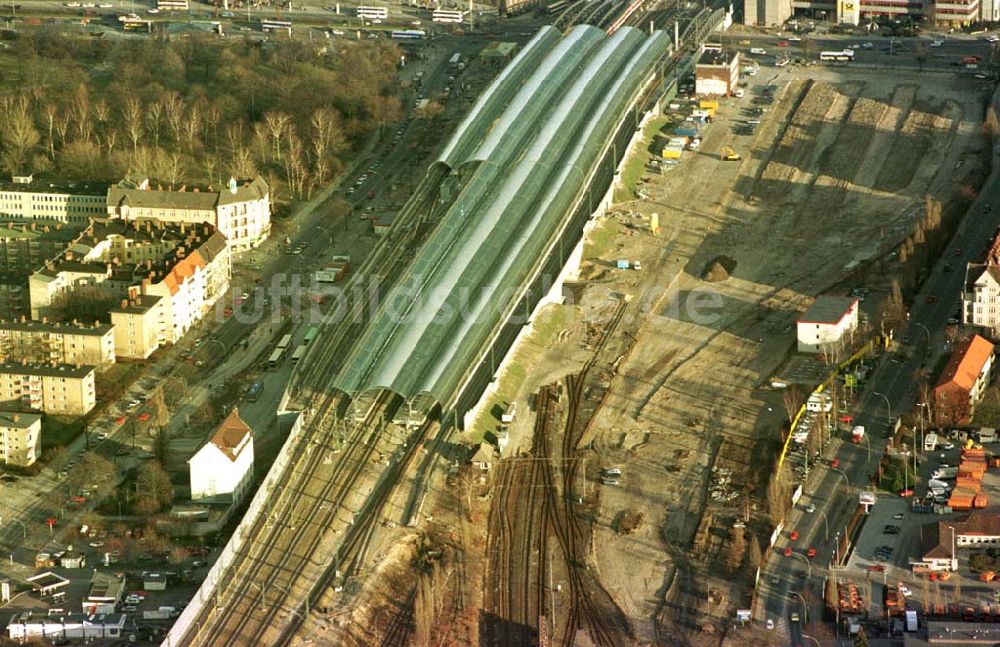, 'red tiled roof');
935,334,994,393
208,408,252,462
